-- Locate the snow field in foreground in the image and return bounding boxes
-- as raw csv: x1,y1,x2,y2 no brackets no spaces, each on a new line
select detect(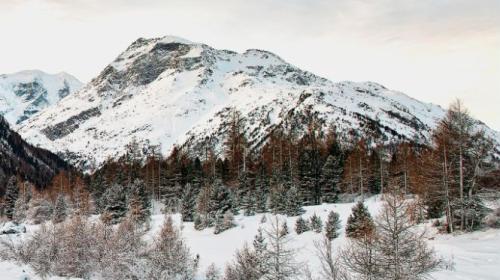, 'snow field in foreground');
1,196,499,279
